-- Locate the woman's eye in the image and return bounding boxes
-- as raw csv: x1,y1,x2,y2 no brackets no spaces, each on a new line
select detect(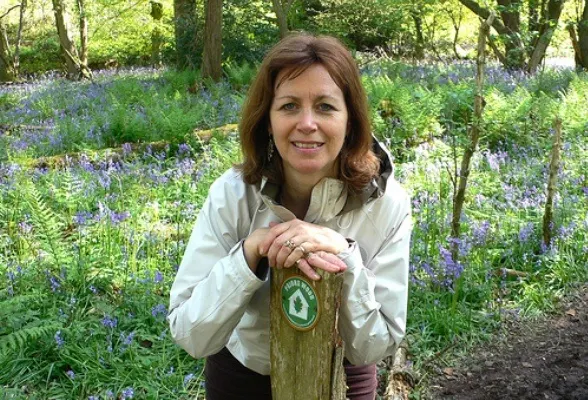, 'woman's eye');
281,103,296,111
318,103,334,112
